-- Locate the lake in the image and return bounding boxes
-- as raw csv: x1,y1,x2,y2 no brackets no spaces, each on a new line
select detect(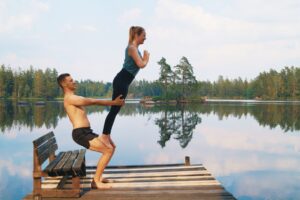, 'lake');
1,100,300,200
